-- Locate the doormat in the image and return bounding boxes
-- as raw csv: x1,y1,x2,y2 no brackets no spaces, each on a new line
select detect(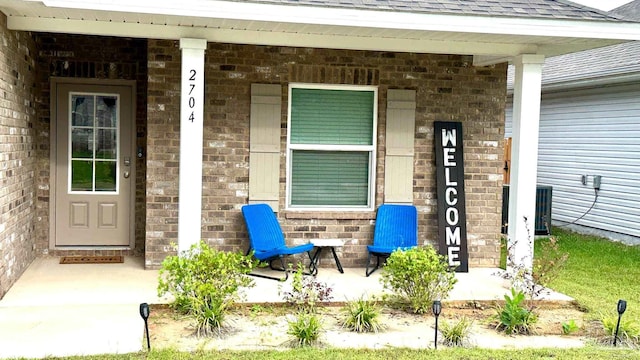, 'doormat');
60,255,124,264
